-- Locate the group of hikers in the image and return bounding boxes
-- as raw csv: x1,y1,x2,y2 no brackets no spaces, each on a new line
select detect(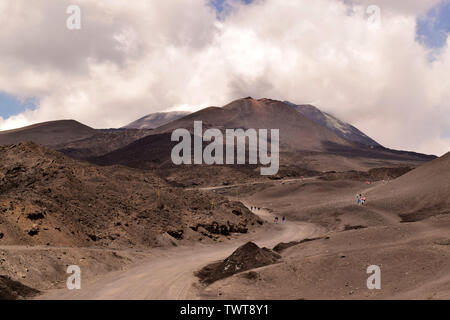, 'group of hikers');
250,180,369,227
274,216,286,224
357,194,367,205
250,205,286,224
